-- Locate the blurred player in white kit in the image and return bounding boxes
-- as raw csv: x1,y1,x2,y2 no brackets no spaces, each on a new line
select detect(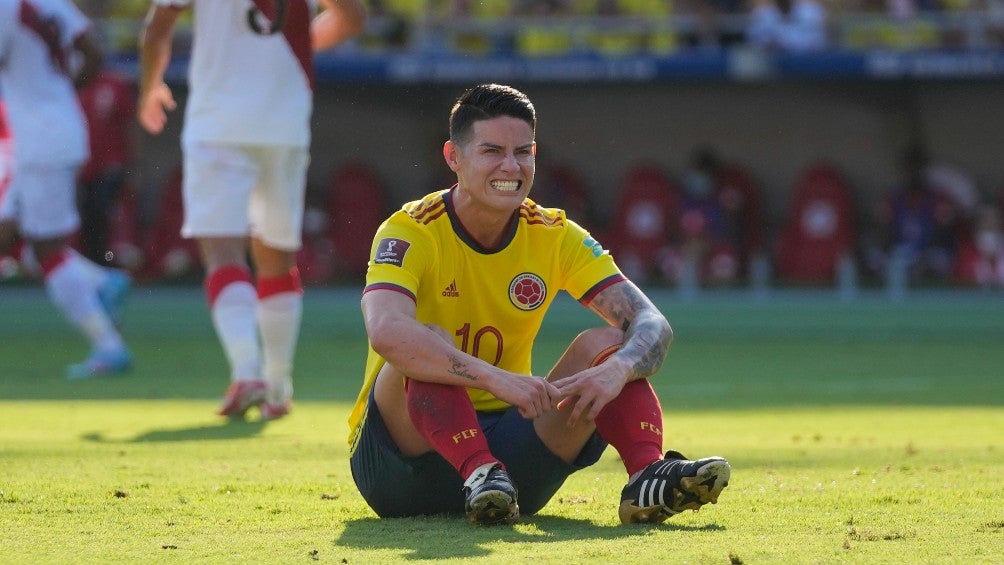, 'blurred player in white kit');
0,0,133,379
138,0,366,419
